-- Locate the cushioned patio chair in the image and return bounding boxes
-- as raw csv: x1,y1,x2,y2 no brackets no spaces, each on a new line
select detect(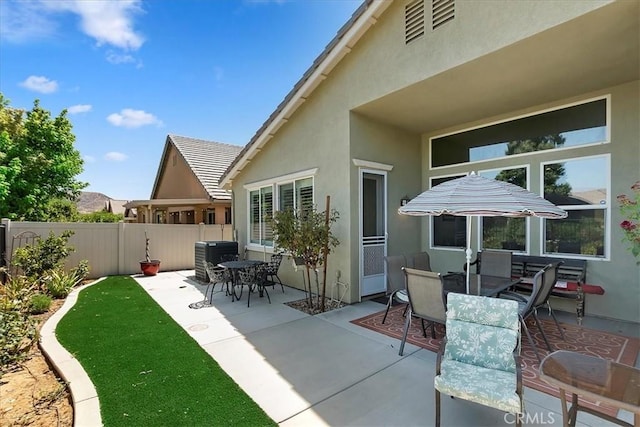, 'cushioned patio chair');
398,267,446,356
435,293,523,427
382,255,409,324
